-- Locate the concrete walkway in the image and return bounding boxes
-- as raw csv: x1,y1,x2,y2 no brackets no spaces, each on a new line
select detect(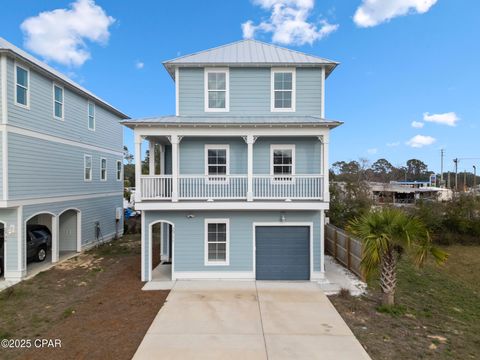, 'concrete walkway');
133,281,371,360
